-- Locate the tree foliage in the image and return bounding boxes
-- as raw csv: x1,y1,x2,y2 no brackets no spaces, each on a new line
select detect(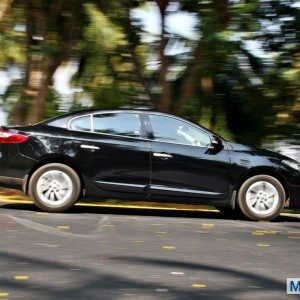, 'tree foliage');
0,0,298,146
